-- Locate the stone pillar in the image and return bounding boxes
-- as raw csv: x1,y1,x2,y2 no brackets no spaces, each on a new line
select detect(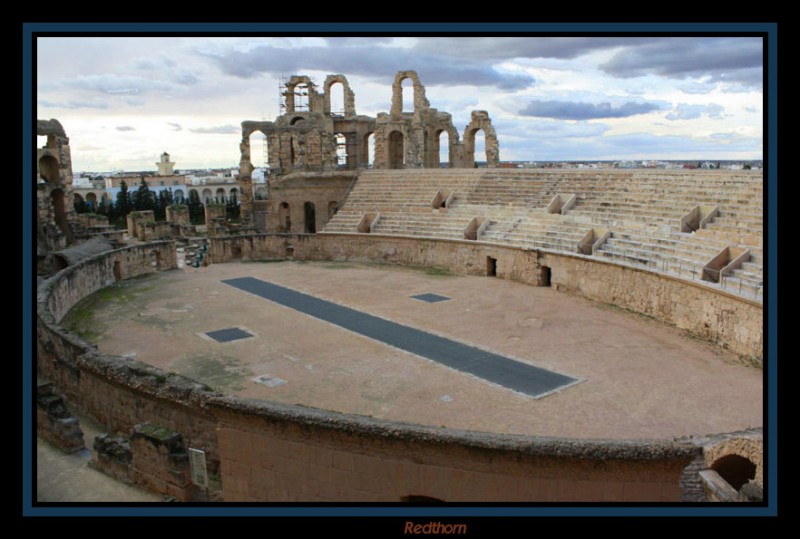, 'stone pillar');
238,133,254,224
